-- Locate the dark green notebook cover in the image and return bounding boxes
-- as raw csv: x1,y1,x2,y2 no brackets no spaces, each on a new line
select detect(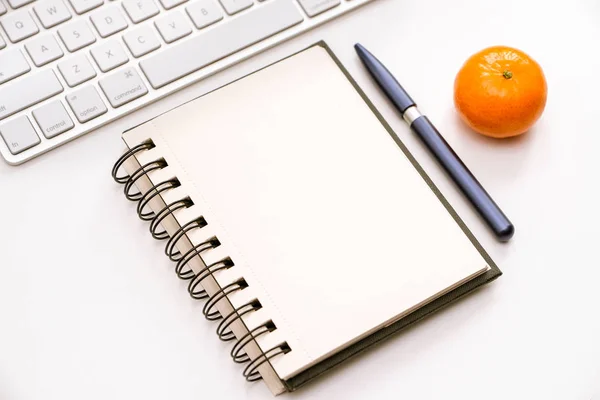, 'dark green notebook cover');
276,41,502,391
